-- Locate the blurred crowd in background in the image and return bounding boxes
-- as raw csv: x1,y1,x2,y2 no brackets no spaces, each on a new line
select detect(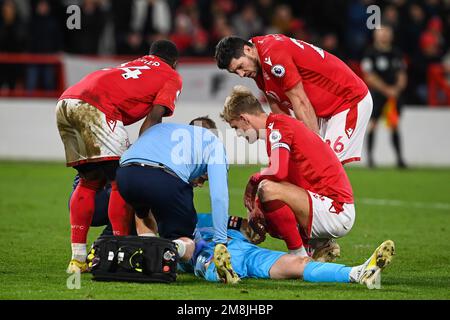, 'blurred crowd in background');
0,0,449,105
